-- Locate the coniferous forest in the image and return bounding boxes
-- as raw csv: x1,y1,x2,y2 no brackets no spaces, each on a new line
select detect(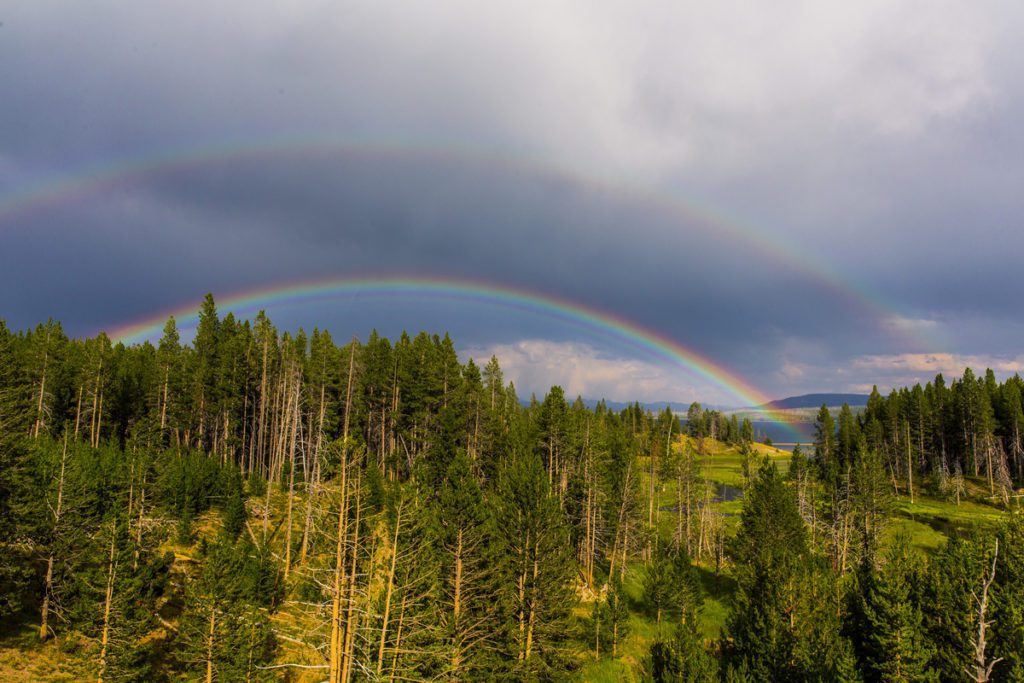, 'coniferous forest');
1,296,1023,682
